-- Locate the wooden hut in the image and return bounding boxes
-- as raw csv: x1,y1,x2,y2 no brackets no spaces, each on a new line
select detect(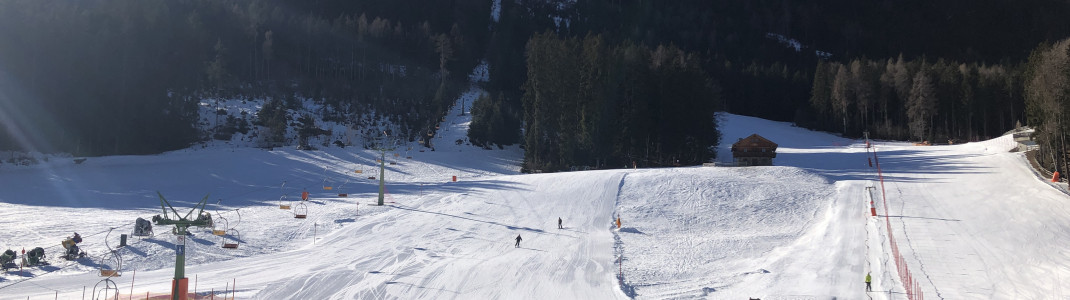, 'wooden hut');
731,134,778,166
